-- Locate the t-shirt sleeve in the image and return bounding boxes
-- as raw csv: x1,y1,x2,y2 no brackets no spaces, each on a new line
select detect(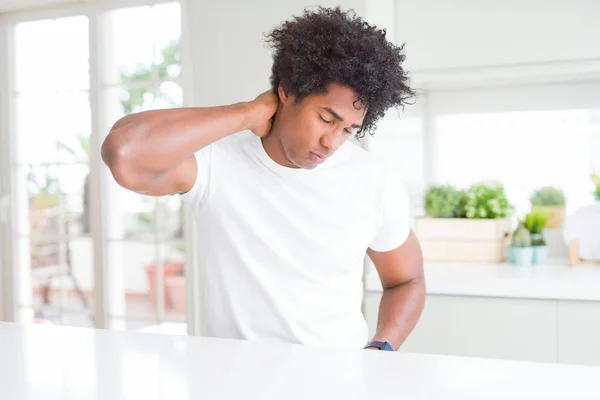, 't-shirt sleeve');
369,169,412,252
179,145,213,210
